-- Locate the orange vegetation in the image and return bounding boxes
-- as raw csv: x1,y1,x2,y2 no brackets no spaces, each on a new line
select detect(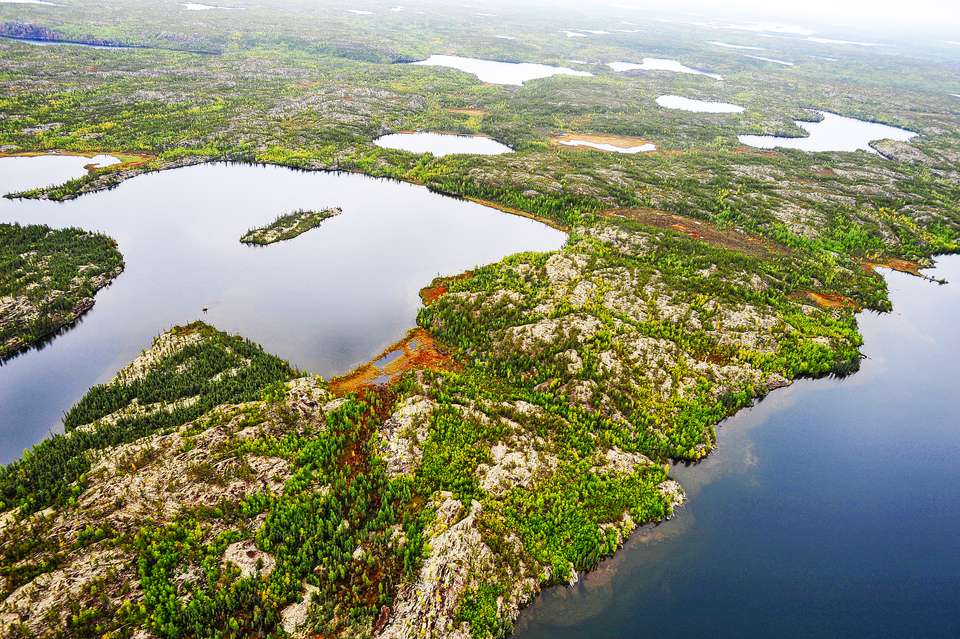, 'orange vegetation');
419,272,473,305
794,291,861,310
0,150,154,174
550,132,655,150
734,145,779,157
600,207,787,257
863,257,923,276
329,328,459,395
